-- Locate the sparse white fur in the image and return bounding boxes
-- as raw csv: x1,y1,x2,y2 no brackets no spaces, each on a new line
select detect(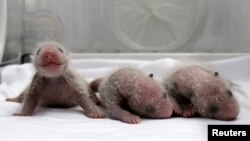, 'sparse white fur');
65,67,90,97
6,41,104,118
162,63,233,90
33,41,69,78
31,41,69,60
